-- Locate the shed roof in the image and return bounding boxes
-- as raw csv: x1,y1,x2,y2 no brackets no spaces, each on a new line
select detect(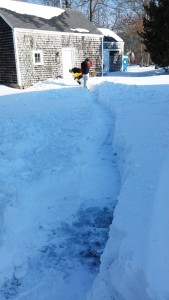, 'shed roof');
0,0,102,35
98,28,123,42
